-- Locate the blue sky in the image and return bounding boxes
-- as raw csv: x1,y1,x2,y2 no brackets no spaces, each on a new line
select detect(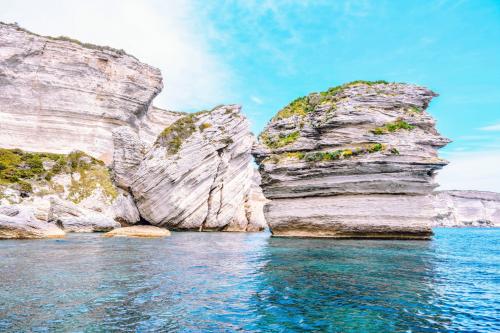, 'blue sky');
1,0,500,190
